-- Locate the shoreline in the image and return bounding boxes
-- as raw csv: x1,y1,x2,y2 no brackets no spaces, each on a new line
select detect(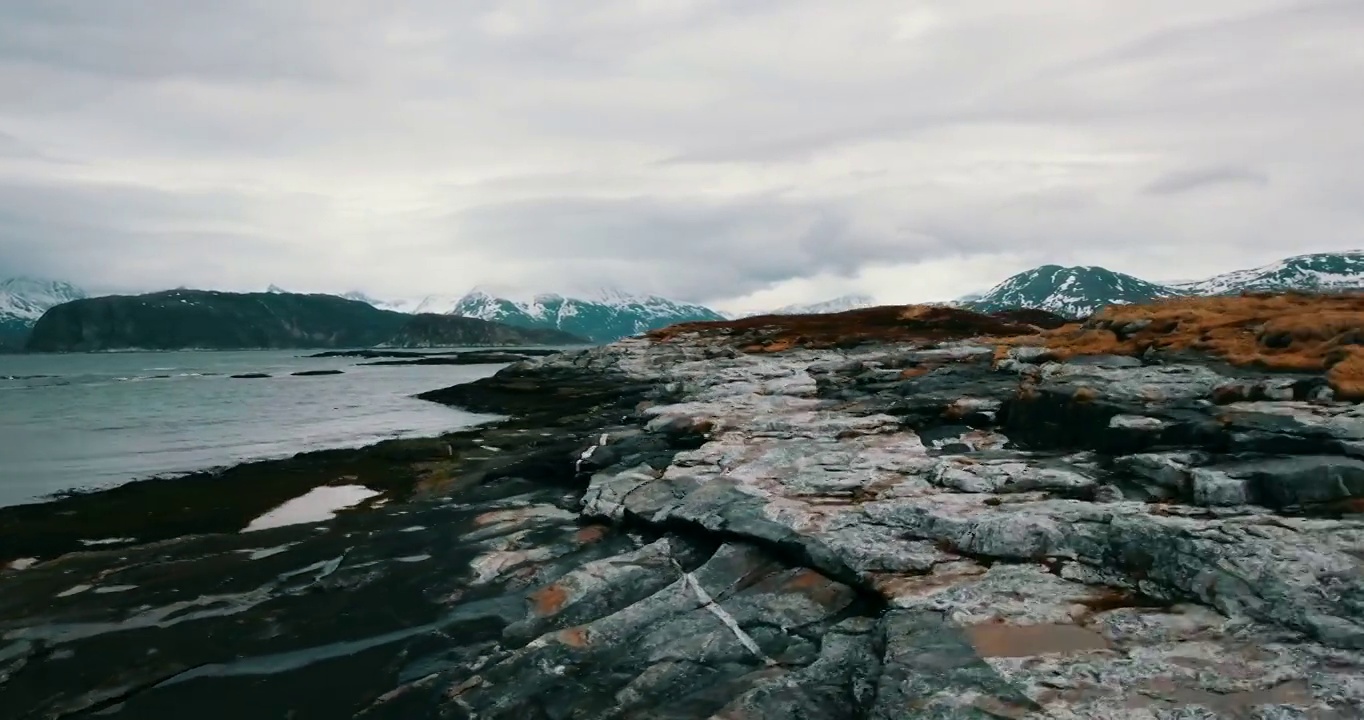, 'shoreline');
0,355,625,564
0,348,576,515
4,308,1364,717
1,343,594,356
